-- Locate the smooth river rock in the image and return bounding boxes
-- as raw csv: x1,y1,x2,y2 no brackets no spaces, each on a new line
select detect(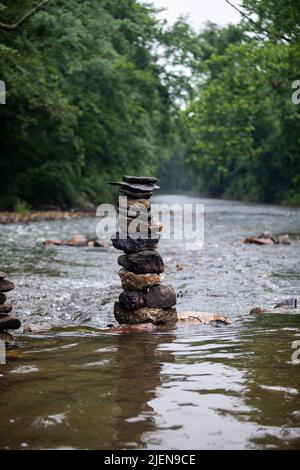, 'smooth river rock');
146,284,177,309
112,233,159,254
177,311,231,325
118,250,164,274
122,175,158,185
119,269,160,290
119,290,146,310
0,315,21,331
0,280,15,293
119,197,151,211
114,302,177,325
0,302,13,314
